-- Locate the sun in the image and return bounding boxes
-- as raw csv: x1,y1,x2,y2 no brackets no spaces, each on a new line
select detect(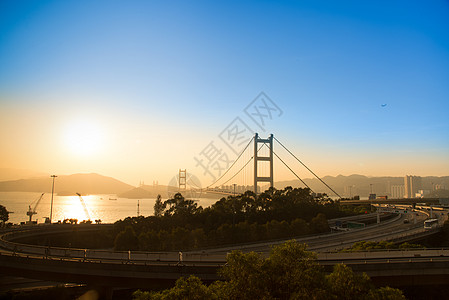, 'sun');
63,119,104,157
